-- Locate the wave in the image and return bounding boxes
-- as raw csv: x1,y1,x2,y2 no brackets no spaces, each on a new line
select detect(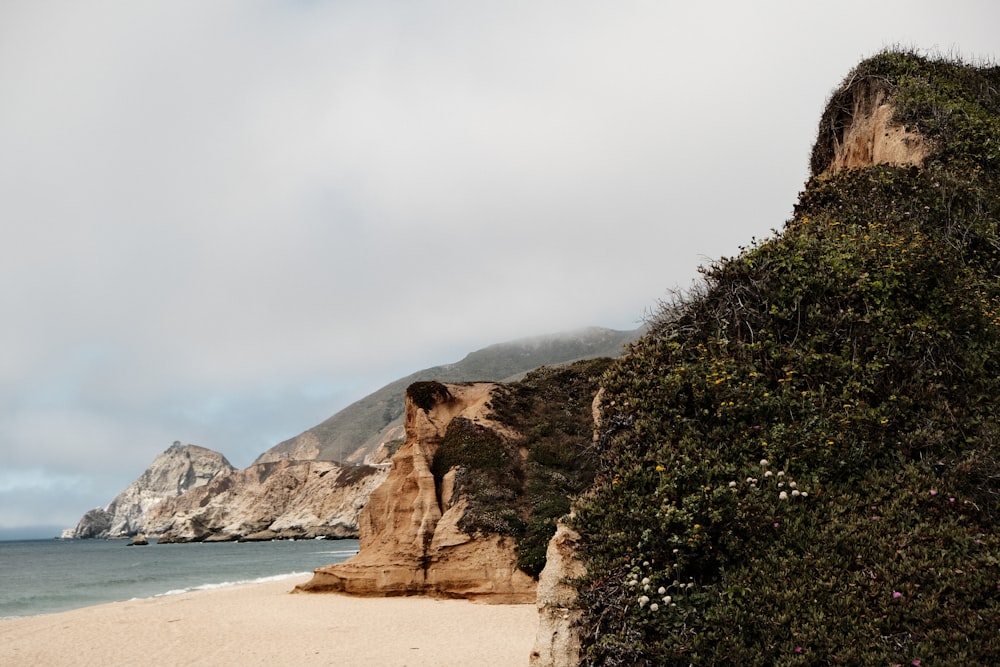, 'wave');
151,571,312,598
